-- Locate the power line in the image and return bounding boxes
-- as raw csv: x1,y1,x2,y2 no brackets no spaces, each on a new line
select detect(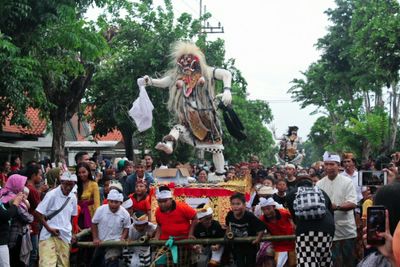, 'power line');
266,100,294,103
181,0,198,15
